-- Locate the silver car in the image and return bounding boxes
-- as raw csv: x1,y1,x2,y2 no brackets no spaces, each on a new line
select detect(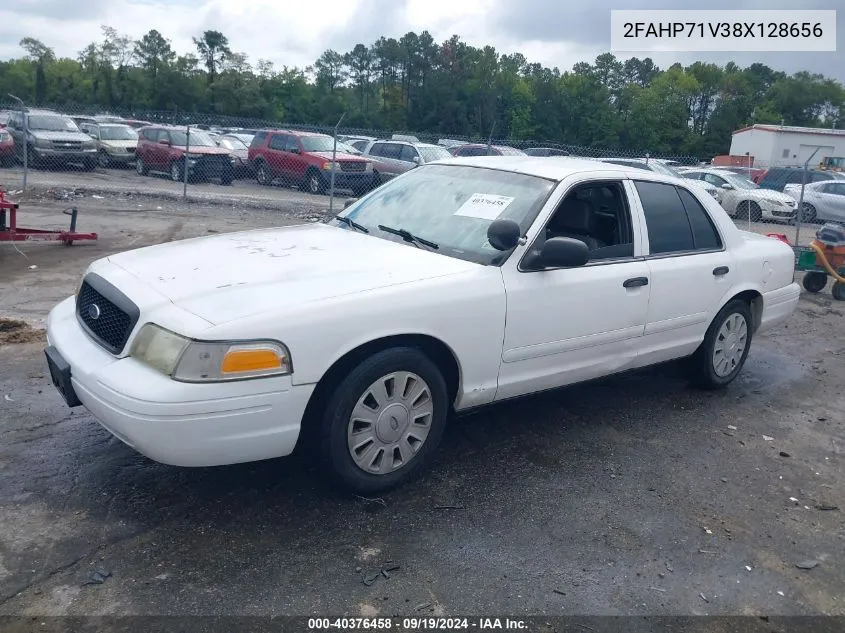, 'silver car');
784,180,845,223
